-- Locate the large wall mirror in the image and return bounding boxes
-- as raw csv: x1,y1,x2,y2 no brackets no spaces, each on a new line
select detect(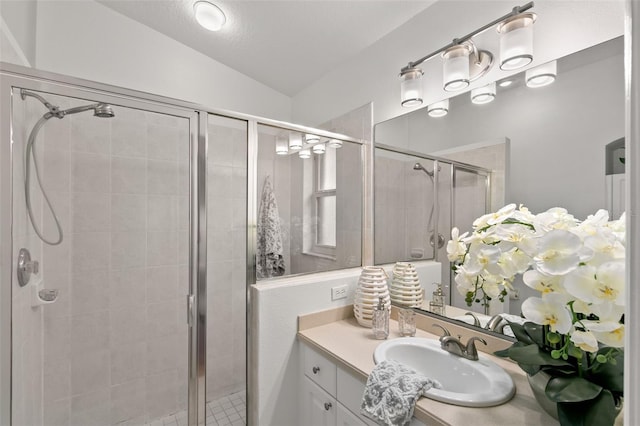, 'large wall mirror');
374,36,624,337
255,124,363,280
